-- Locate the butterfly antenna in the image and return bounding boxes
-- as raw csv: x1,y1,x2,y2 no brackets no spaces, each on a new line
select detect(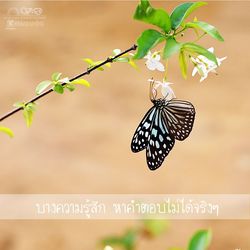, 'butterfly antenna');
149,78,157,101
163,92,170,101
149,78,153,101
